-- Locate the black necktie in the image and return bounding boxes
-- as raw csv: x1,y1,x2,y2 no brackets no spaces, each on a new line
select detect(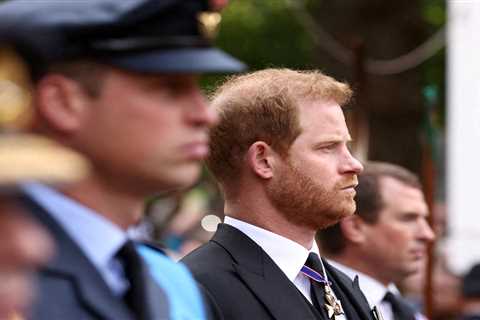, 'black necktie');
383,291,416,320
116,240,148,319
304,253,328,317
